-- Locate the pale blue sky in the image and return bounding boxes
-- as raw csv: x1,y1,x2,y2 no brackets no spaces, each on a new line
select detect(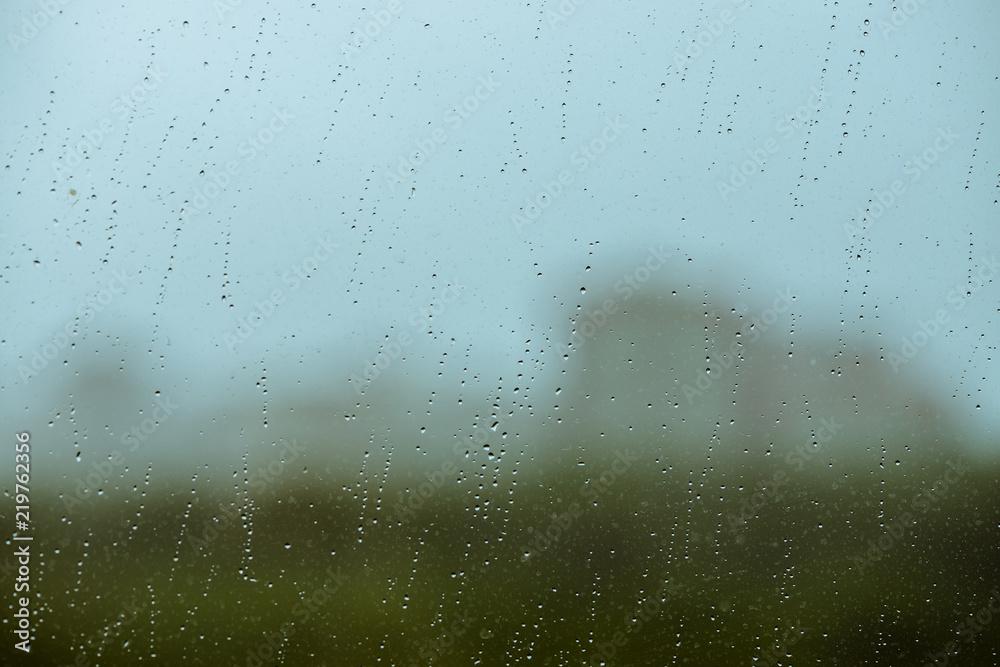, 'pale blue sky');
2,0,998,476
